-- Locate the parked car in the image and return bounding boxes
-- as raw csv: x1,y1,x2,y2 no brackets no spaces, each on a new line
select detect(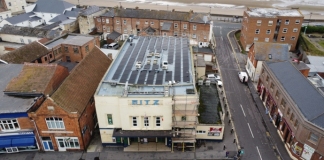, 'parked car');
238,72,248,83
217,80,223,87
206,74,221,81
108,43,119,49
